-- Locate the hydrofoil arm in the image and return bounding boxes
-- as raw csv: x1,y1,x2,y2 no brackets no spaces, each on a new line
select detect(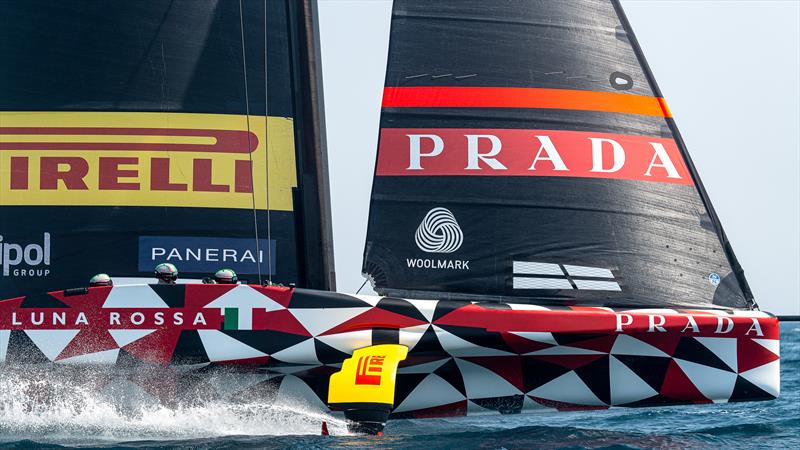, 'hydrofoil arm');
327,344,408,435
